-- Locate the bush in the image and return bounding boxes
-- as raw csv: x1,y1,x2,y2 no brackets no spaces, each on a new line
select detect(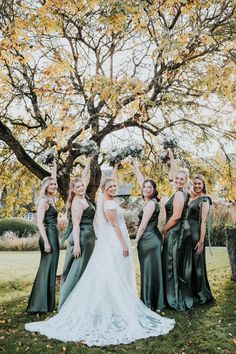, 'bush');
0,231,39,251
211,204,236,246
0,217,39,238
123,209,138,239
